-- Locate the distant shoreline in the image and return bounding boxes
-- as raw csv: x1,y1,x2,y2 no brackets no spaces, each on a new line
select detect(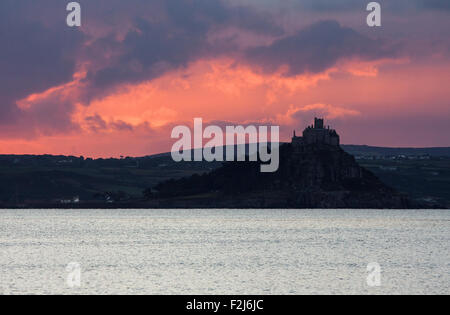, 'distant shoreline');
2,144,450,160
1,201,447,210
2,142,450,210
